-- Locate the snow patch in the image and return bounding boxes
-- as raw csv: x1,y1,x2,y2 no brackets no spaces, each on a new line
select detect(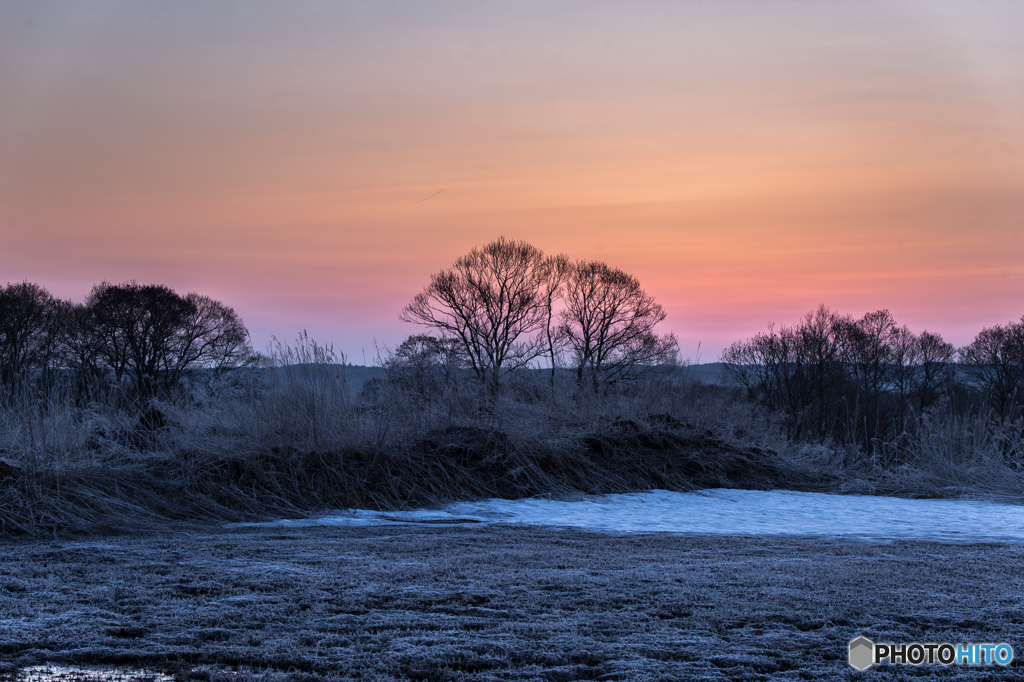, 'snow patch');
232,489,1024,543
